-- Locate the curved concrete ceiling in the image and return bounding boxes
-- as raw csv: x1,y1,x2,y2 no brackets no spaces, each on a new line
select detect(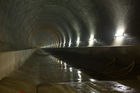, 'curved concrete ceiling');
0,0,139,50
